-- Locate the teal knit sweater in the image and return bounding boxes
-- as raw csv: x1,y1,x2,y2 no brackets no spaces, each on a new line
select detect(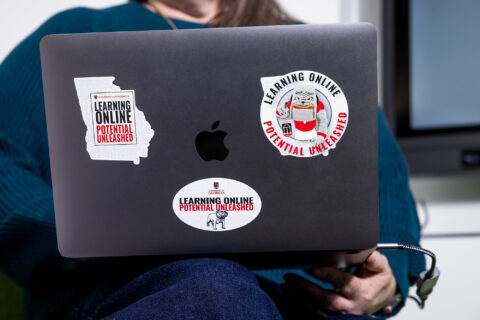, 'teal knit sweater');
0,3,424,319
